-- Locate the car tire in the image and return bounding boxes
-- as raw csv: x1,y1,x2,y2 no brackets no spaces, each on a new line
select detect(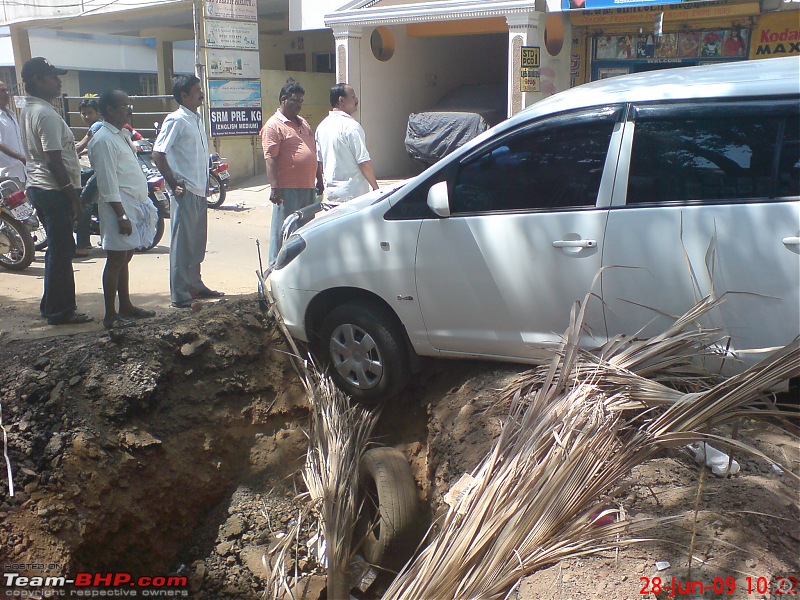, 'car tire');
356,447,420,570
319,301,410,401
